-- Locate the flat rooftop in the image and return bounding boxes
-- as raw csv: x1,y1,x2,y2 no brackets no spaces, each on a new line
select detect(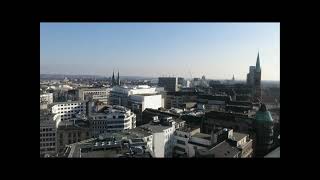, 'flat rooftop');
177,126,199,133
132,93,160,96
127,127,152,137
198,141,240,158
140,123,172,133
192,133,211,140
232,132,248,141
